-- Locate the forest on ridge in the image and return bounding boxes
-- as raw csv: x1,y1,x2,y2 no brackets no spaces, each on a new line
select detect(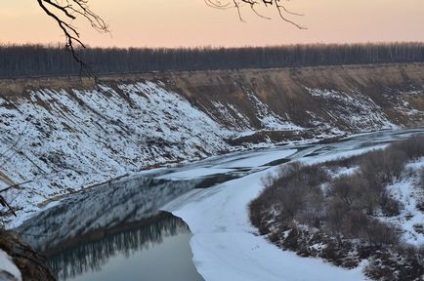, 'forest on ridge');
2,42,424,77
